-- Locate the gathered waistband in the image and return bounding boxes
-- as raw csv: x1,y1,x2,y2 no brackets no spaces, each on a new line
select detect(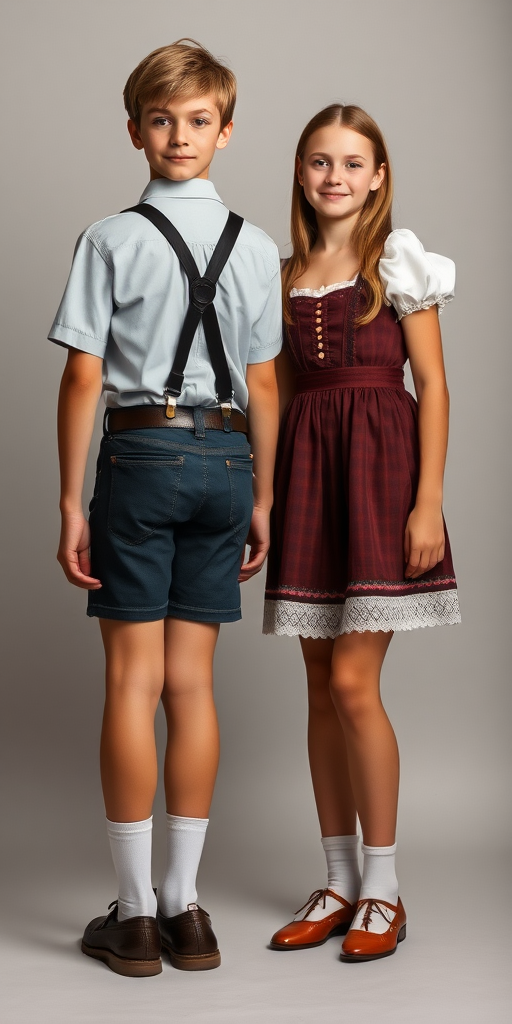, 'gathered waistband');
295,366,405,393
